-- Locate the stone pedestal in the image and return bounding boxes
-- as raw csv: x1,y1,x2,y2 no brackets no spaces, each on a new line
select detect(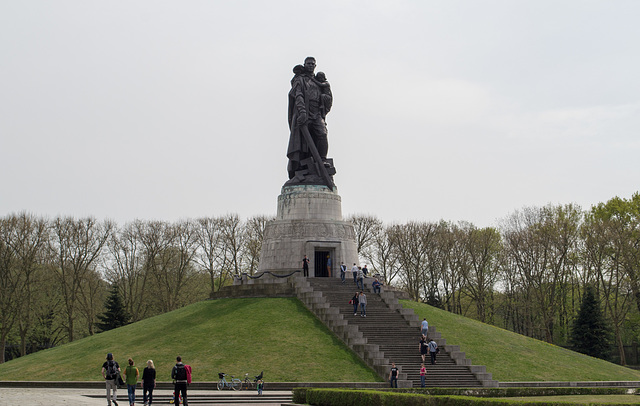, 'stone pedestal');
258,185,358,278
